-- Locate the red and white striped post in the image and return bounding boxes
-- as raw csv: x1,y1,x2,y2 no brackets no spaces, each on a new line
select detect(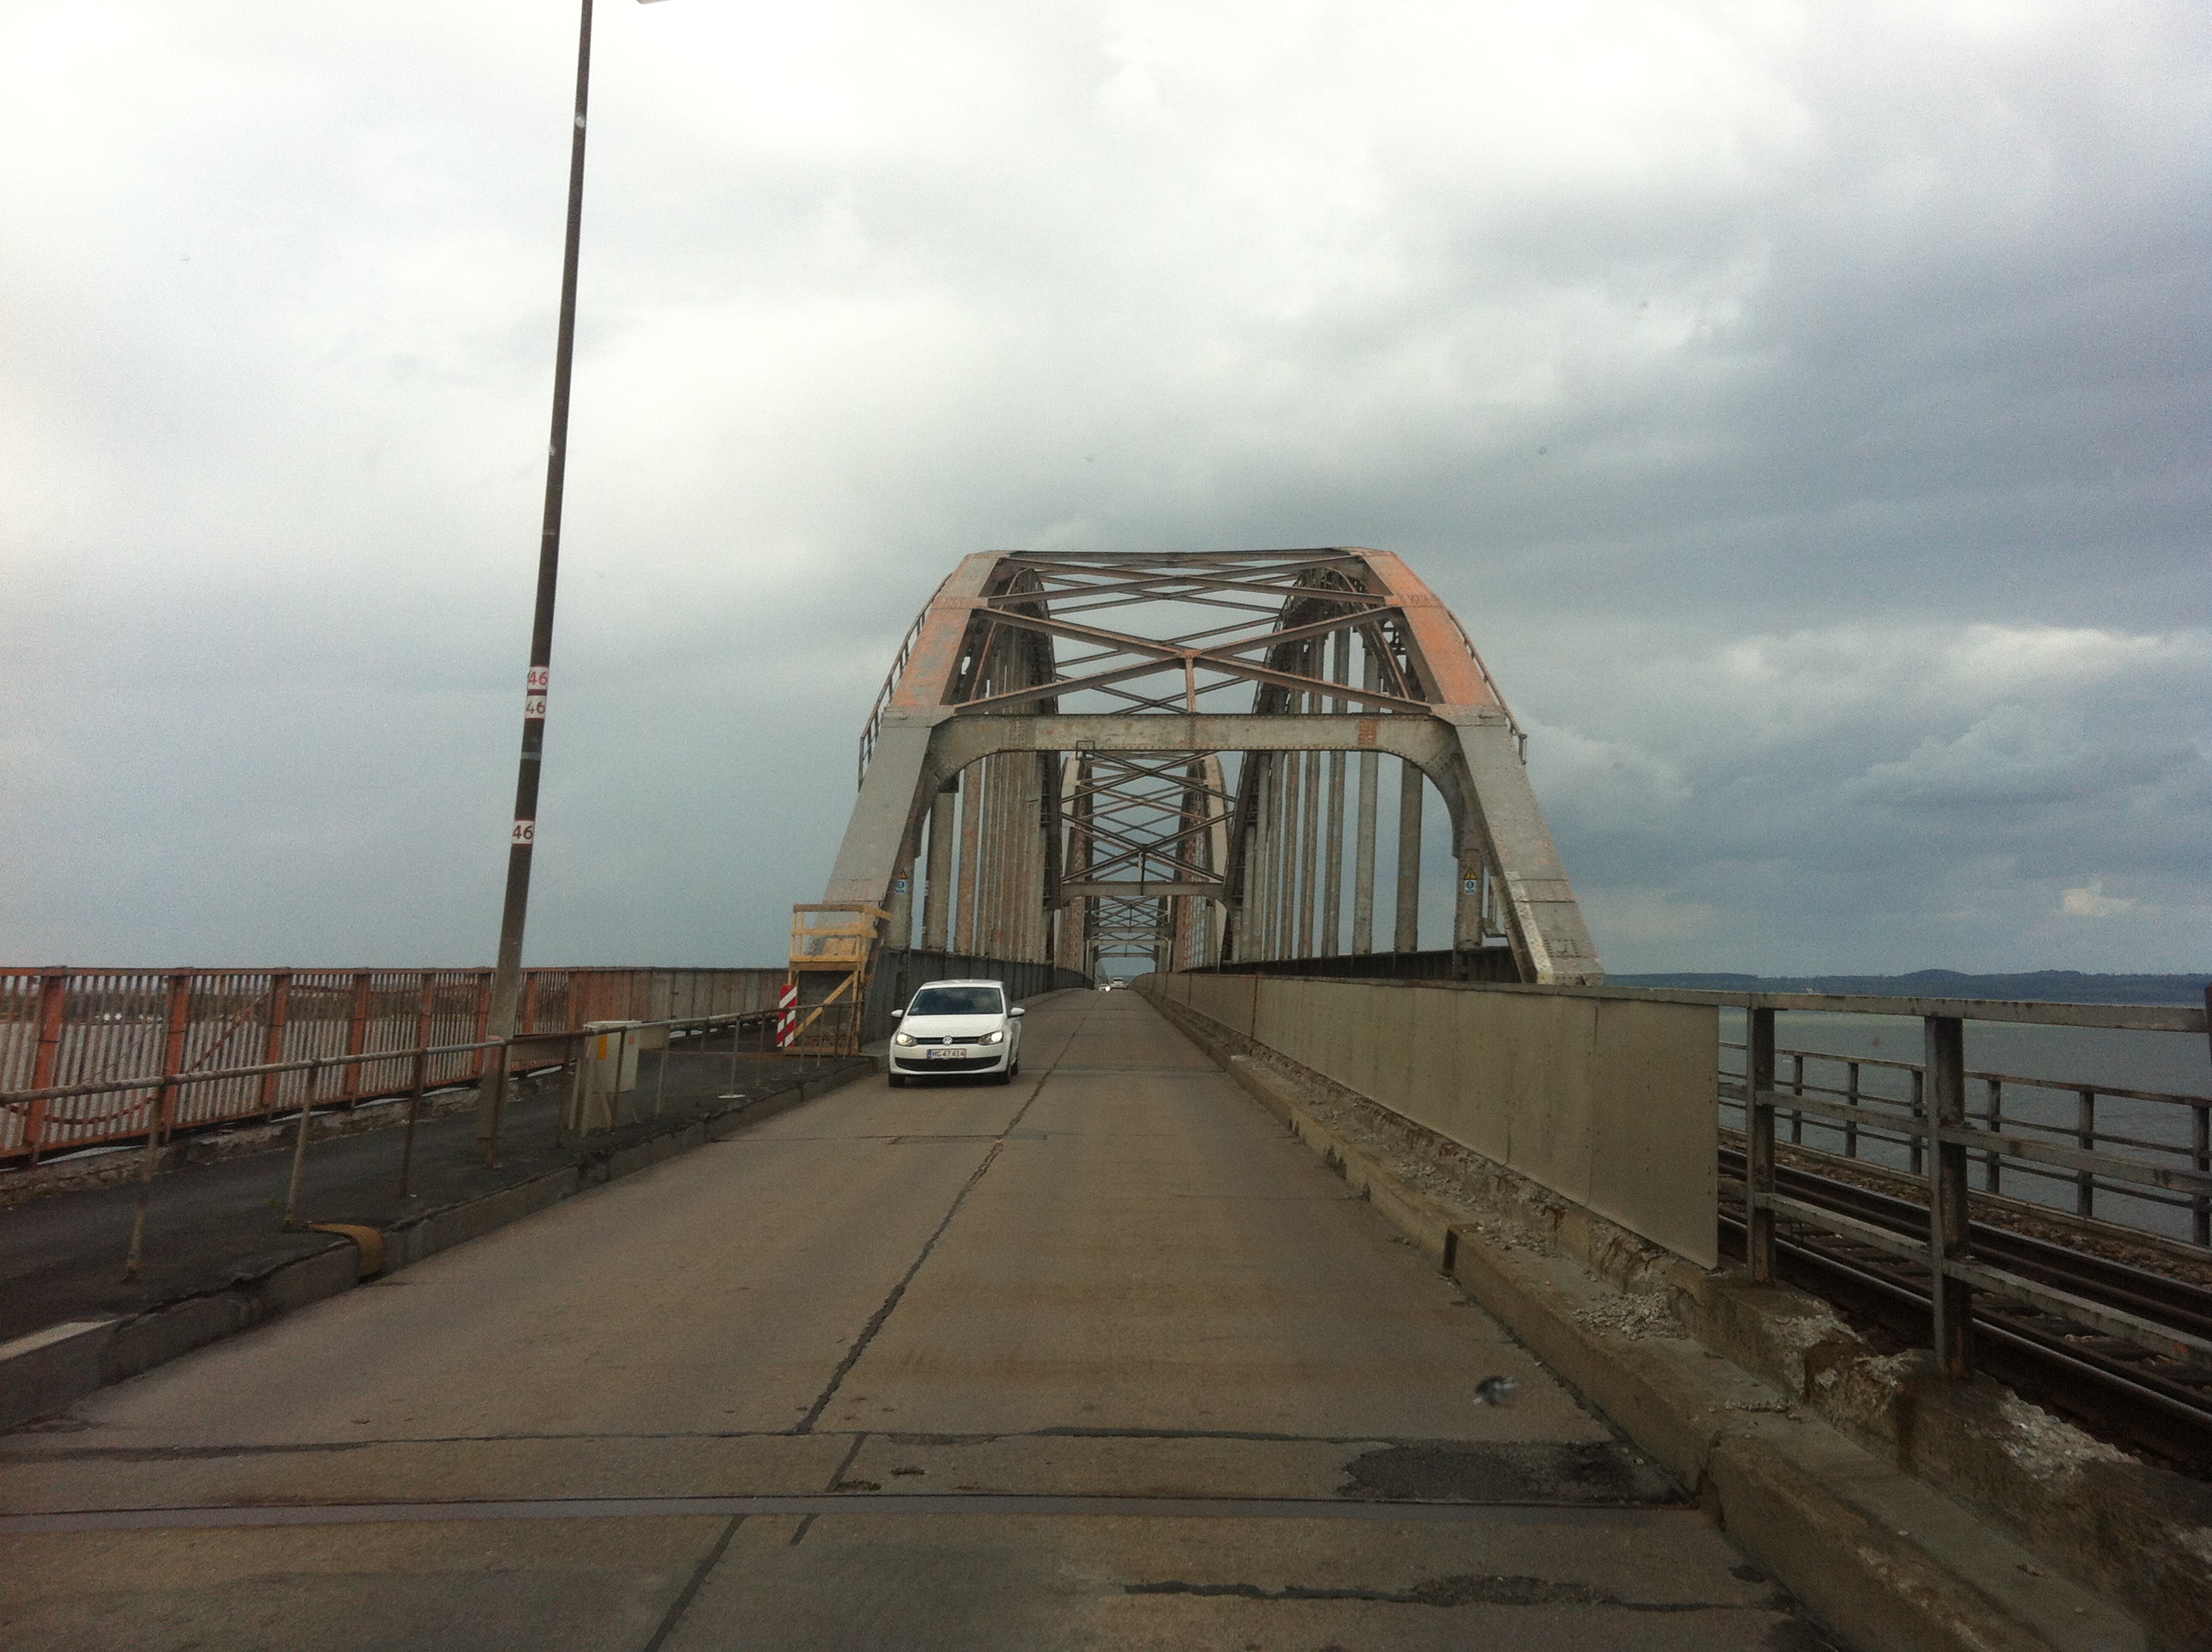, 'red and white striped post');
776,982,798,1050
